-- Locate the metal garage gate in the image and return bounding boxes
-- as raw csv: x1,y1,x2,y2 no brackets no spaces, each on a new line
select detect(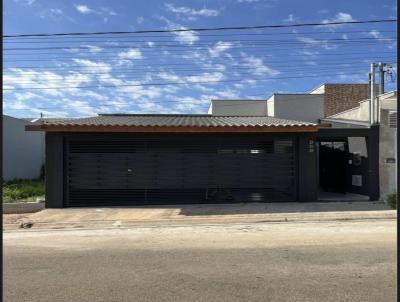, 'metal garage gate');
65,134,297,206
